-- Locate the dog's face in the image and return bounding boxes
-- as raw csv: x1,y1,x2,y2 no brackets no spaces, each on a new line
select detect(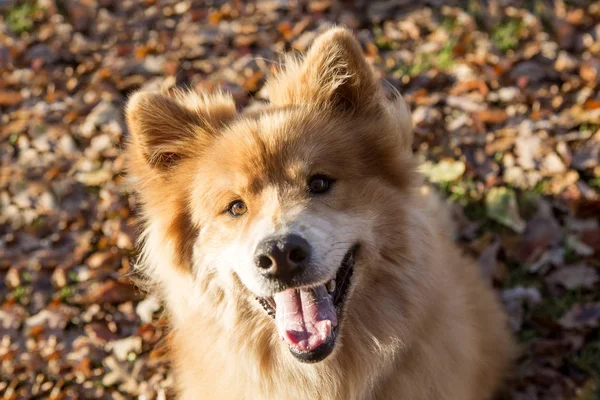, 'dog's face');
126,28,414,363
191,114,369,298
